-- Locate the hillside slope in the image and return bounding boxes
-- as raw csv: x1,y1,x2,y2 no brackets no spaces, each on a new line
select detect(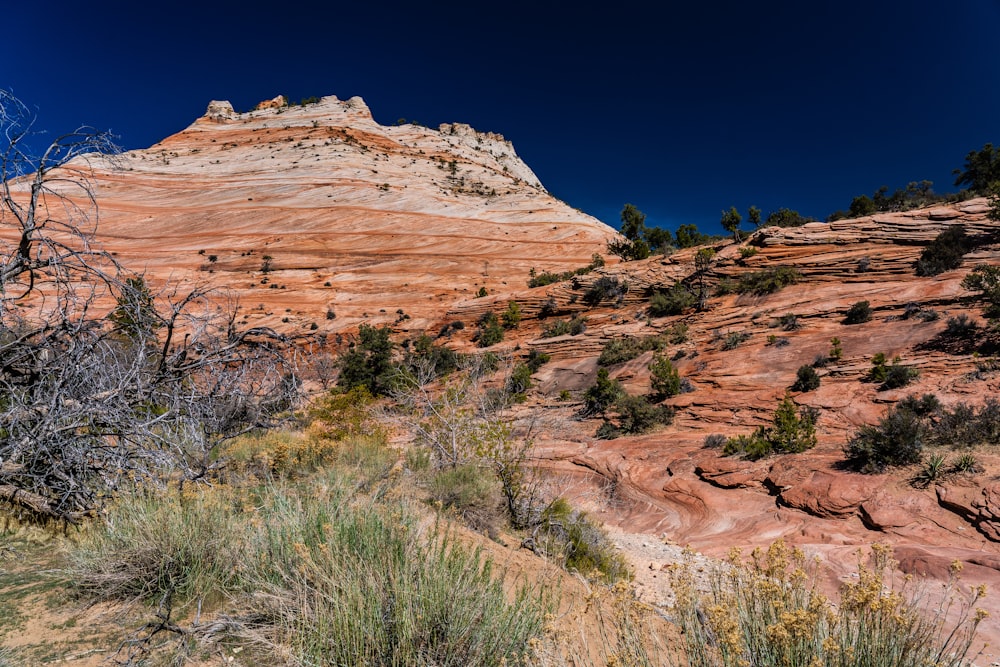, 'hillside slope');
76,94,618,333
